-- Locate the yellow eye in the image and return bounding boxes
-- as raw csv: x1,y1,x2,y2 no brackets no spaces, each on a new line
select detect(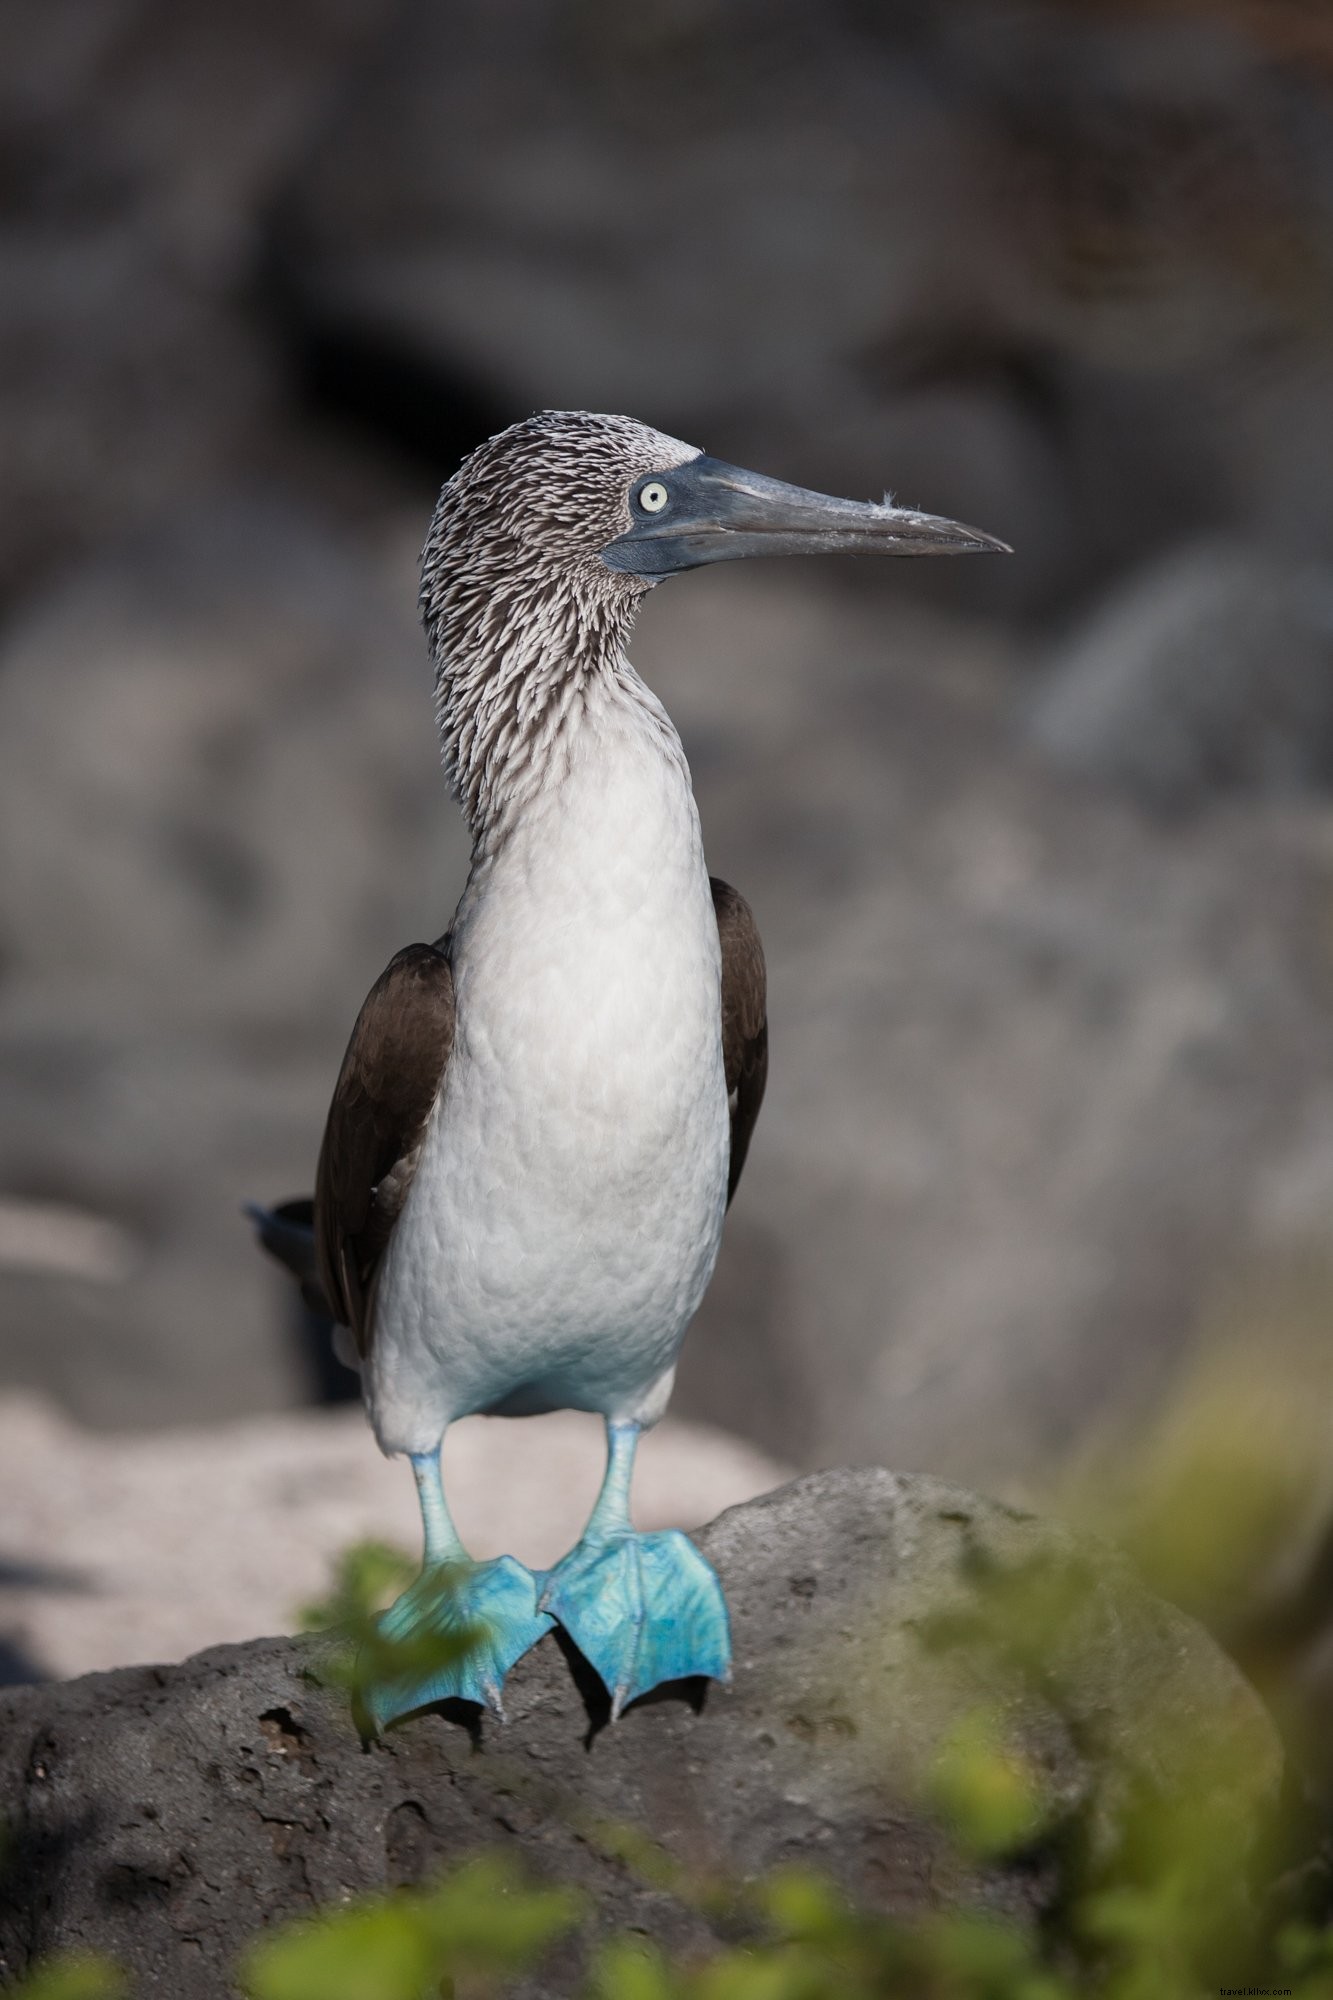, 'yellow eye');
638,481,669,514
